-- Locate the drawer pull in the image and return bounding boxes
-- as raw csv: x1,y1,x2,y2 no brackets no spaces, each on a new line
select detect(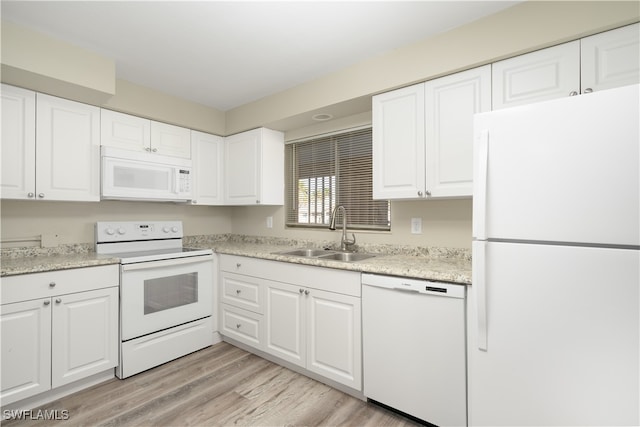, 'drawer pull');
49,282,56,288
236,323,241,329
236,289,241,295
236,263,241,268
